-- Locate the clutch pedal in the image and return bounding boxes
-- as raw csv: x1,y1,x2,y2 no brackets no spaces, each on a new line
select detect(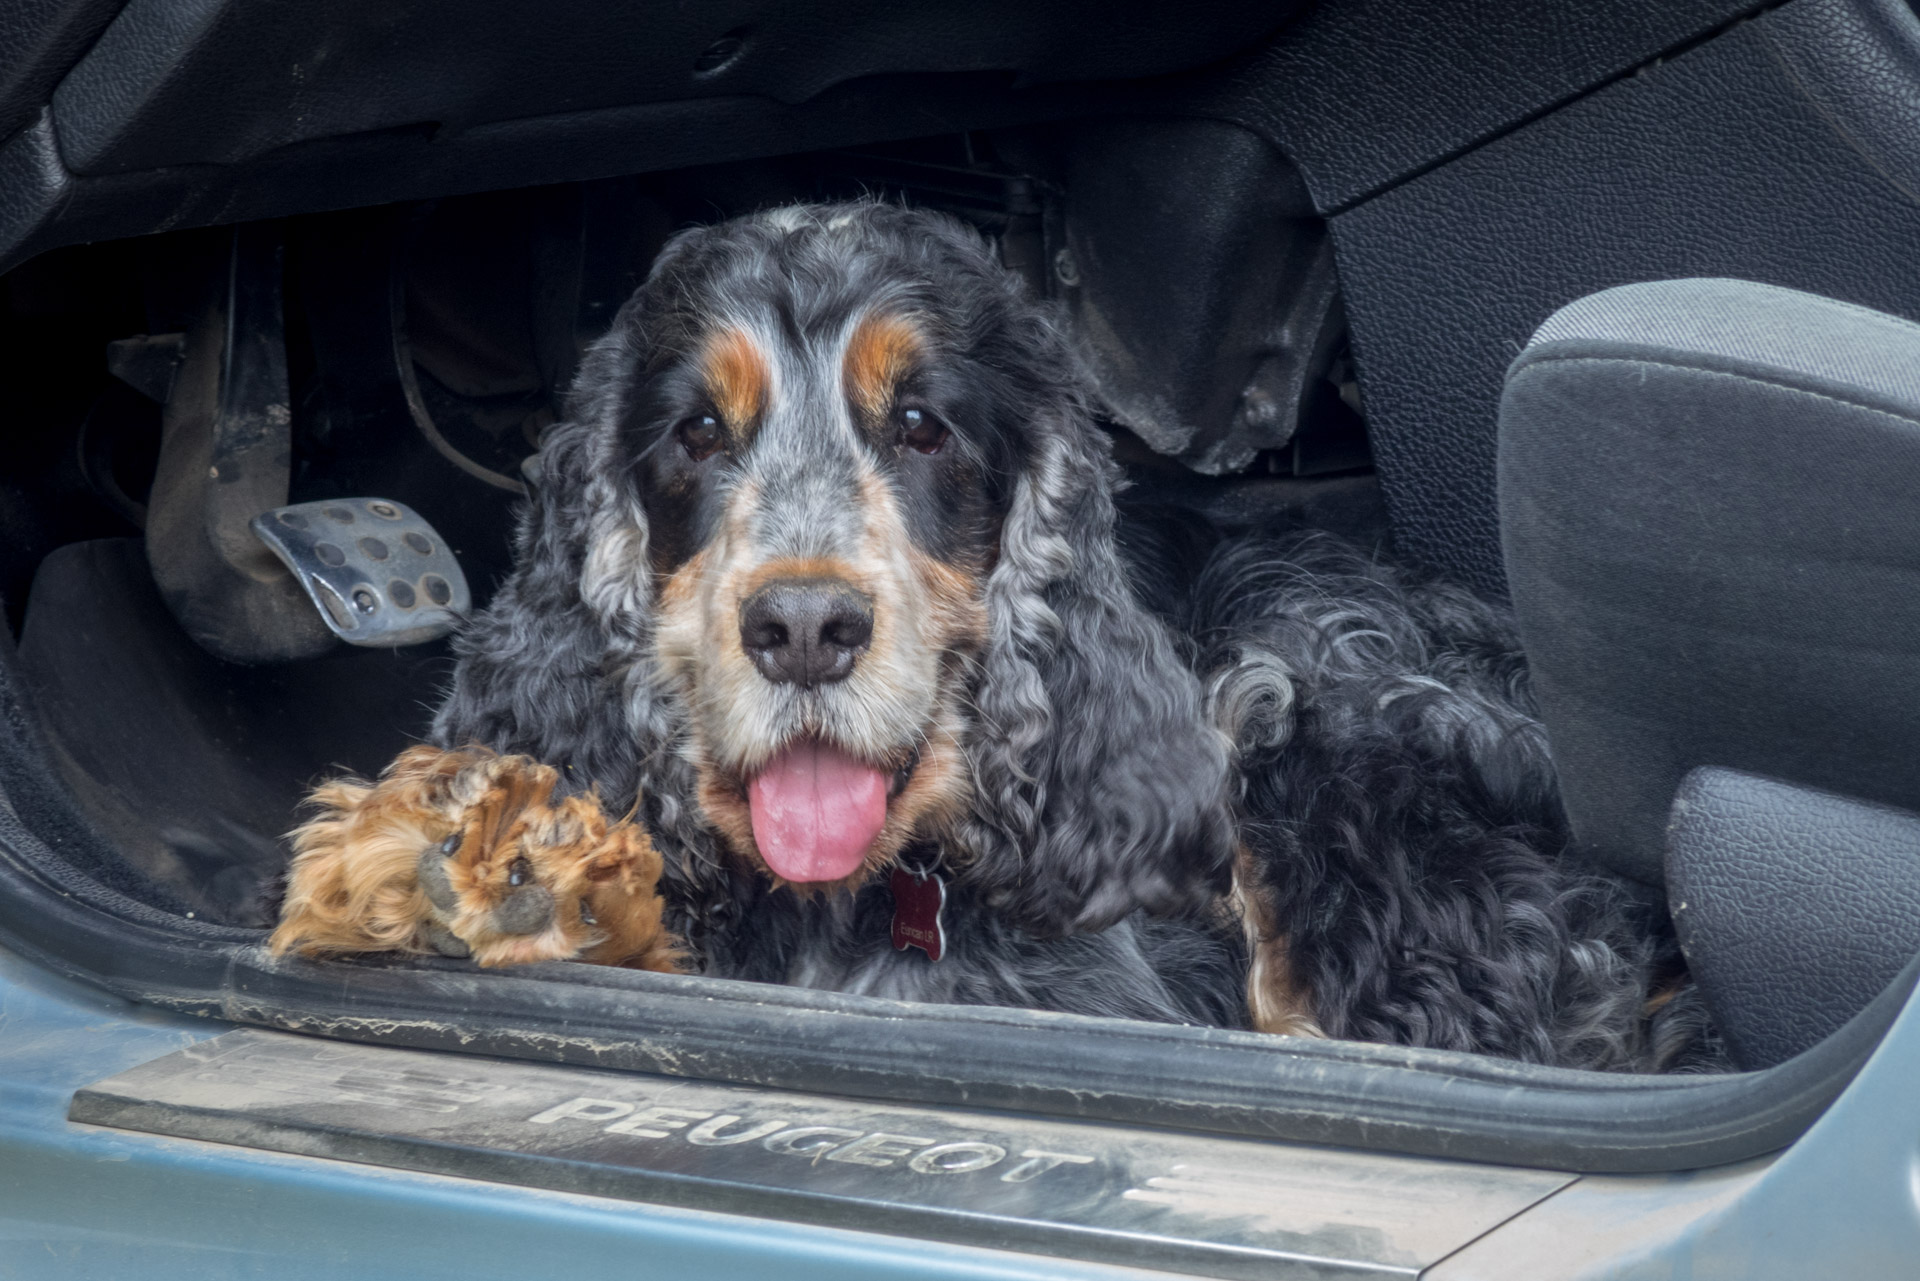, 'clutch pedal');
251,498,470,647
